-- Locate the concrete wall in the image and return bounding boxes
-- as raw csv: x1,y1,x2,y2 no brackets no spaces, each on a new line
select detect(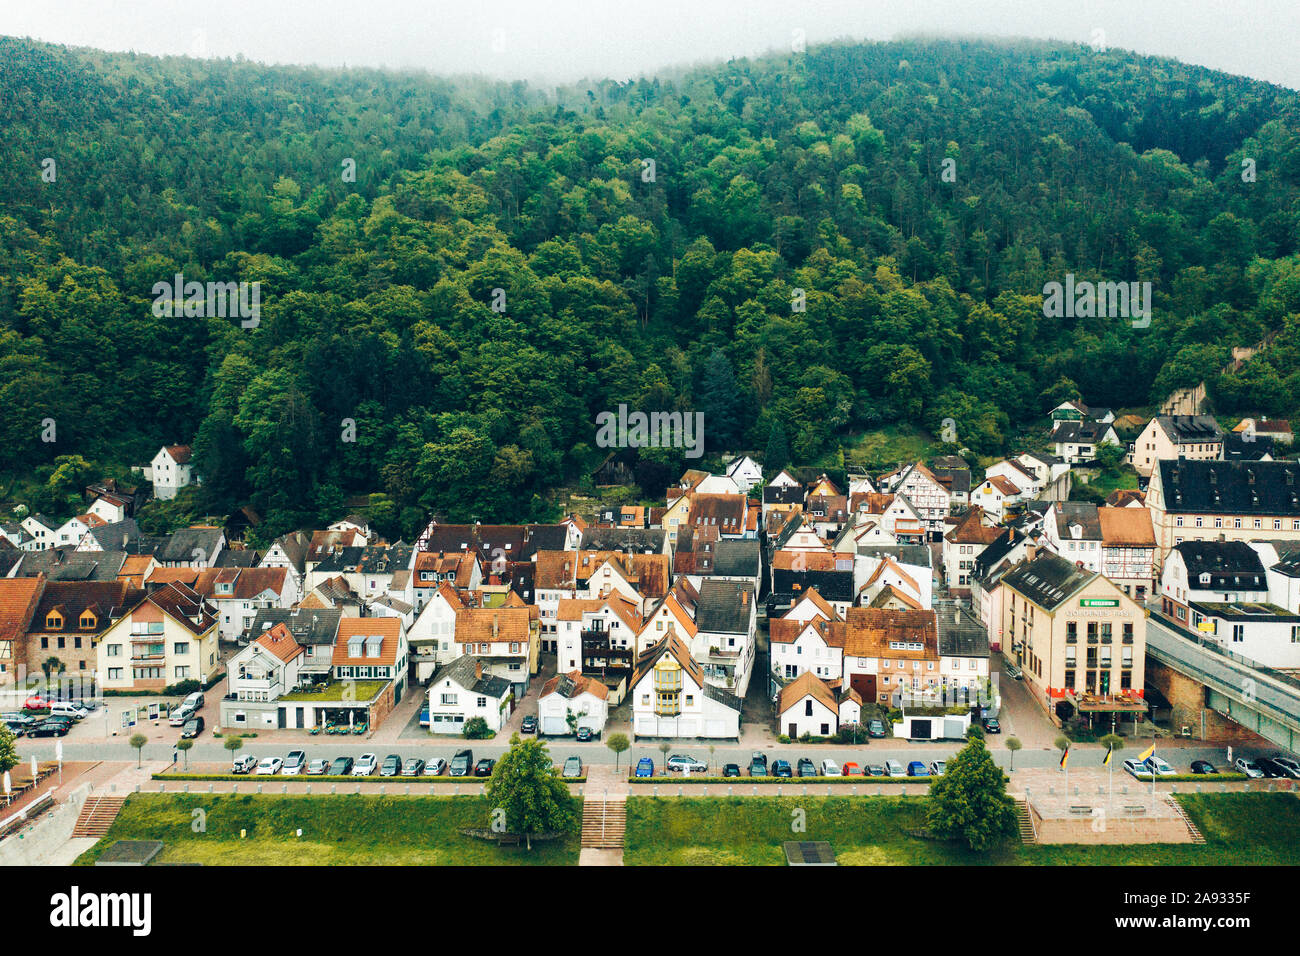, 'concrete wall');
1146,660,1262,742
